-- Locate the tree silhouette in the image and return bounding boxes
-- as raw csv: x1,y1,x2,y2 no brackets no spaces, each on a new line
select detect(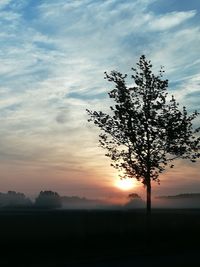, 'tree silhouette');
0,191,32,208
87,55,200,216
125,193,145,209
35,191,62,208
128,193,141,200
